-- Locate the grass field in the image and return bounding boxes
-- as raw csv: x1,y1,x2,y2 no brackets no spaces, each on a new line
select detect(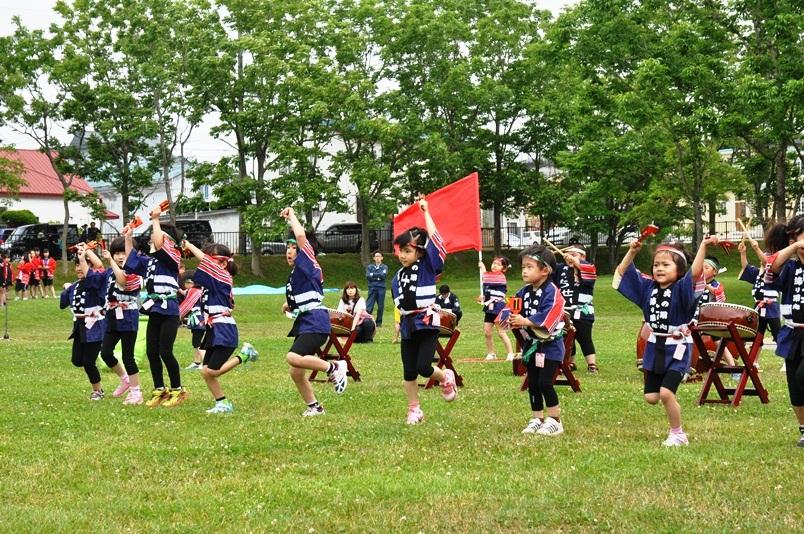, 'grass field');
0,260,801,532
